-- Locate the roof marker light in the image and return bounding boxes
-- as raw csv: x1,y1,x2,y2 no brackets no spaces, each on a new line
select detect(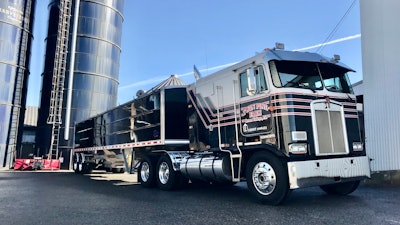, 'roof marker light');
332,54,341,62
275,42,285,50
